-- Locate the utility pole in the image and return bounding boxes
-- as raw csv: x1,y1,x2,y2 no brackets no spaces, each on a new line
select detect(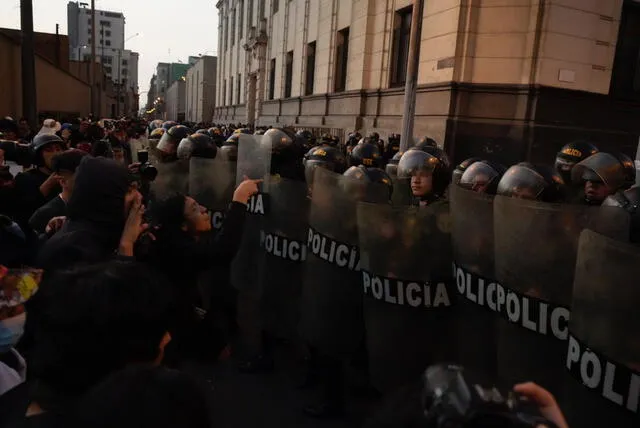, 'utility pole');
20,0,37,127
399,0,425,152
90,0,97,118
116,49,121,117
